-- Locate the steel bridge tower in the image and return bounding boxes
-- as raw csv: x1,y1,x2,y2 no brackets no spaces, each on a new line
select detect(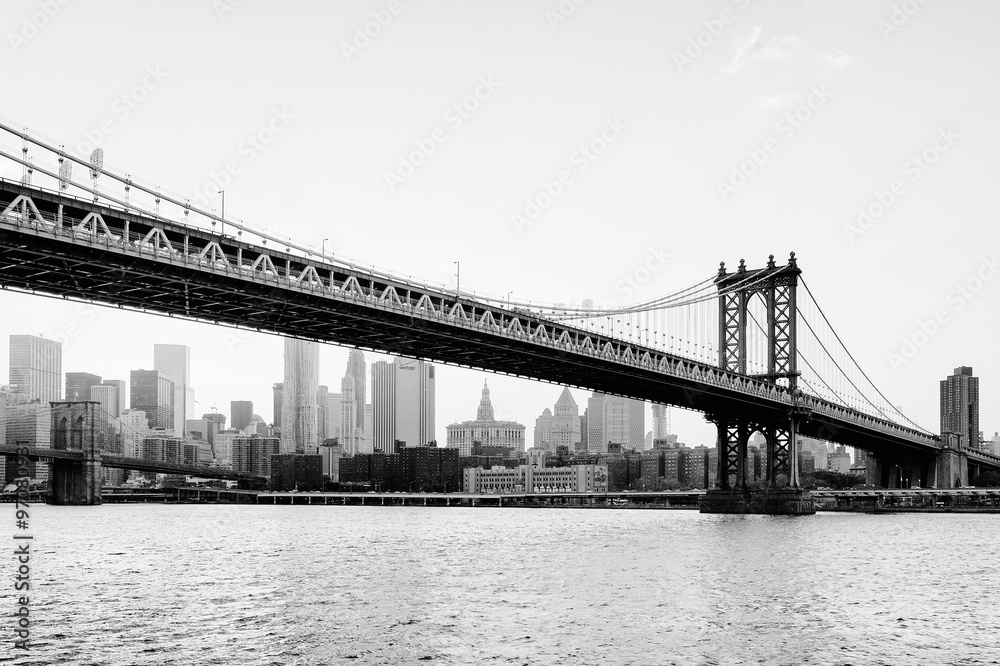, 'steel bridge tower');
702,253,814,514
